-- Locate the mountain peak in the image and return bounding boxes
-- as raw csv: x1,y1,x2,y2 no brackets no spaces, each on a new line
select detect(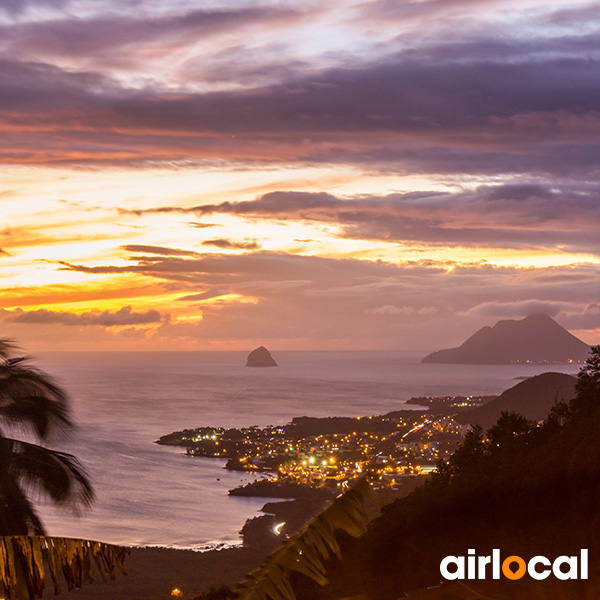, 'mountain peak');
422,314,590,364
